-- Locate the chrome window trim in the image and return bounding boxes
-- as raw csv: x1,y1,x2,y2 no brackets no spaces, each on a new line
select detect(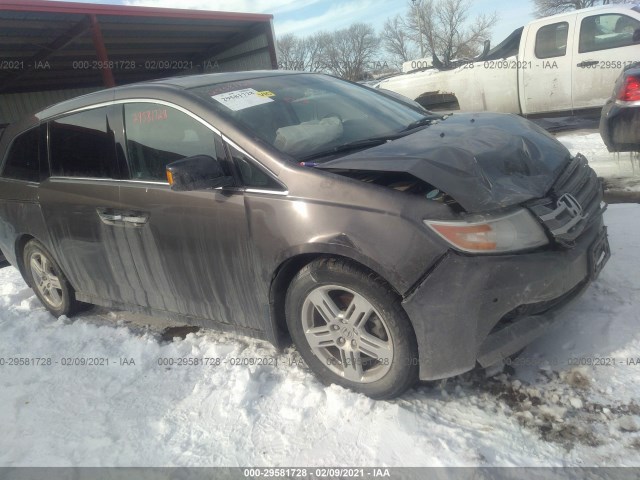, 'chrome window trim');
46,176,289,196
51,99,223,137
121,179,169,185
48,176,124,184
245,188,289,196
48,176,166,185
